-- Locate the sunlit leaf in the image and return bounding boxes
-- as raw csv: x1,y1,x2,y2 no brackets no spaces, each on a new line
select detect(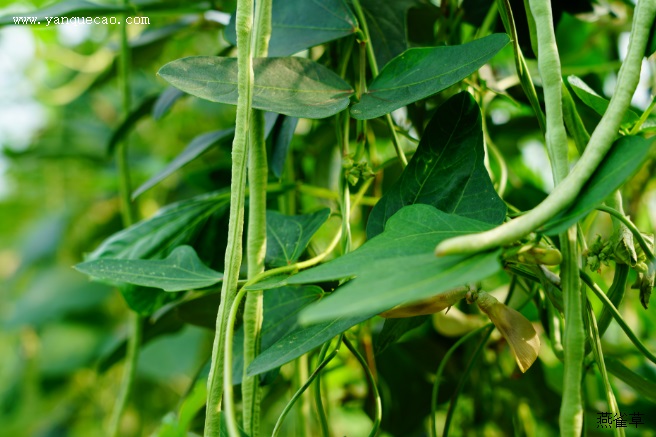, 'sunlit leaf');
568,75,640,128
158,57,354,119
